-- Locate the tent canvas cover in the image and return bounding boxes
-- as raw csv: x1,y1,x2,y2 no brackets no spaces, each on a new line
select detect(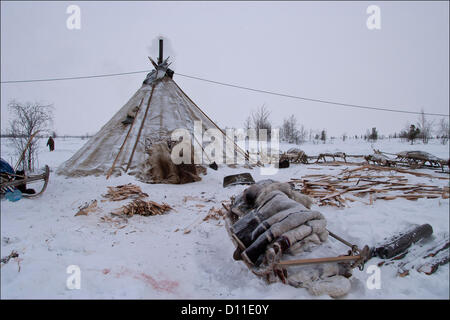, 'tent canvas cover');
57,54,238,182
